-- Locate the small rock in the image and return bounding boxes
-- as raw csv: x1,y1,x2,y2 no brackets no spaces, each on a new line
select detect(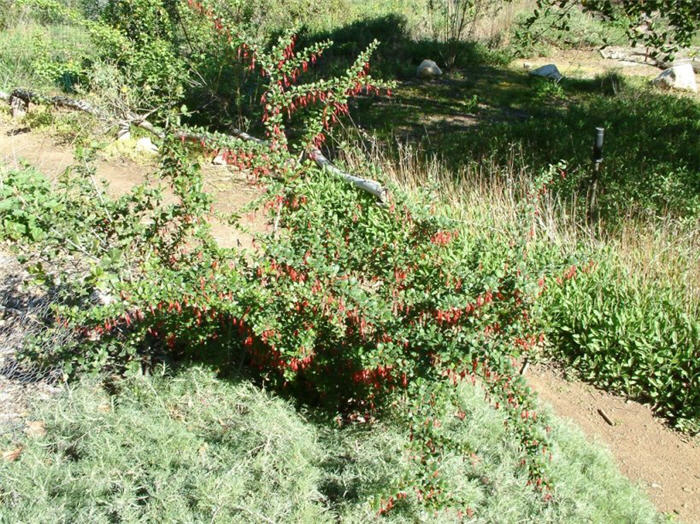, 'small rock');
530,64,563,82
682,486,692,493
653,62,698,93
212,152,227,165
24,420,46,438
135,137,158,154
417,59,442,79
650,482,662,489
91,288,115,306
